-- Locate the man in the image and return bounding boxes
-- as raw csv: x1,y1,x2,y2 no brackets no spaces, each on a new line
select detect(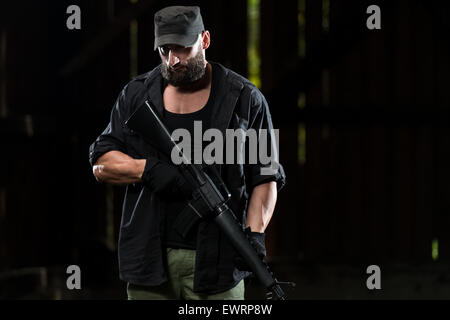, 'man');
89,5,285,300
